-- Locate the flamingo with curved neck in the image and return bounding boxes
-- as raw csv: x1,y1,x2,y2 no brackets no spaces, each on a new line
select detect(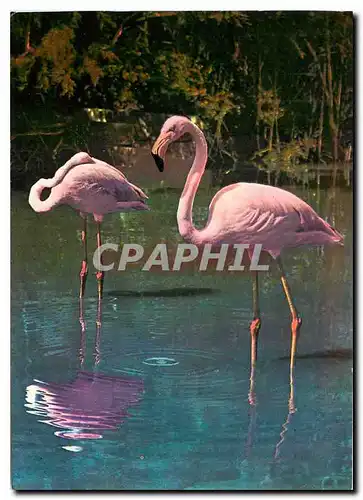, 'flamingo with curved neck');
28,152,90,213
29,152,148,216
152,115,343,412
29,151,149,330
